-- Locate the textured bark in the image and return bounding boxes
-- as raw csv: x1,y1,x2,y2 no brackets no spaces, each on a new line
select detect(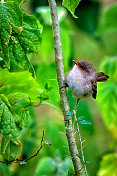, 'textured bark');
48,0,82,175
